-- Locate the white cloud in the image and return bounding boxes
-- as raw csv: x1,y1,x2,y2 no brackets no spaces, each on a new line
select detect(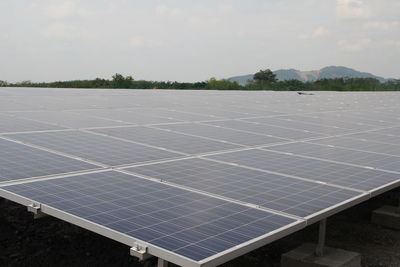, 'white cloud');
364,21,399,31
45,1,88,19
128,36,165,48
41,23,76,40
312,26,330,38
336,0,372,19
155,4,183,16
298,26,329,40
337,38,371,51
129,36,146,47
218,4,234,14
382,40,400,47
